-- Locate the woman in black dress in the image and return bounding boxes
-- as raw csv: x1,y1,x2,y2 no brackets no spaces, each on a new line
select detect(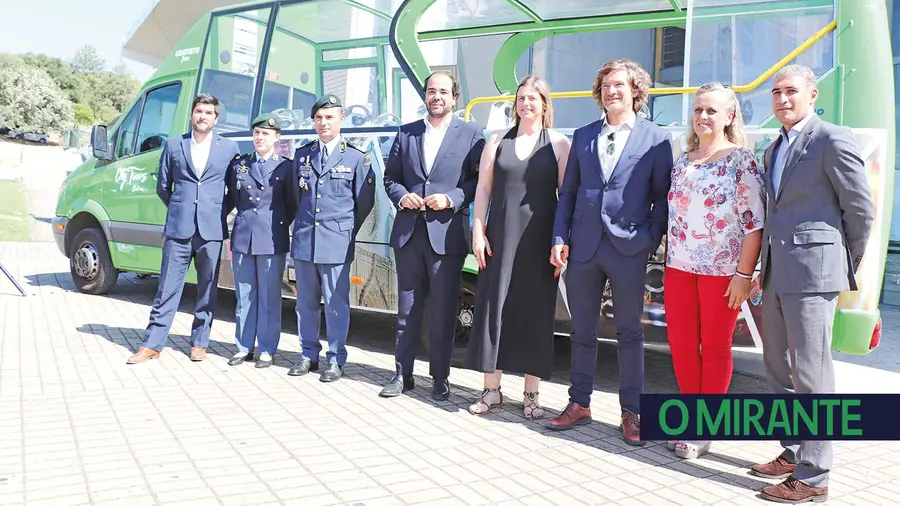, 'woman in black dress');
465,76,571,419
